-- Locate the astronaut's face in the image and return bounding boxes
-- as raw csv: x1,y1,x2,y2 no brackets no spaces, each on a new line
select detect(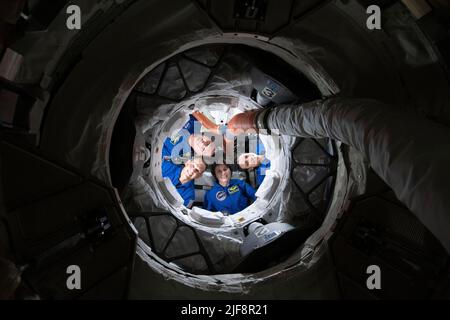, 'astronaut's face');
215,164,231,185
190,134,215,157
238,153,260,169
183,158,206,181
